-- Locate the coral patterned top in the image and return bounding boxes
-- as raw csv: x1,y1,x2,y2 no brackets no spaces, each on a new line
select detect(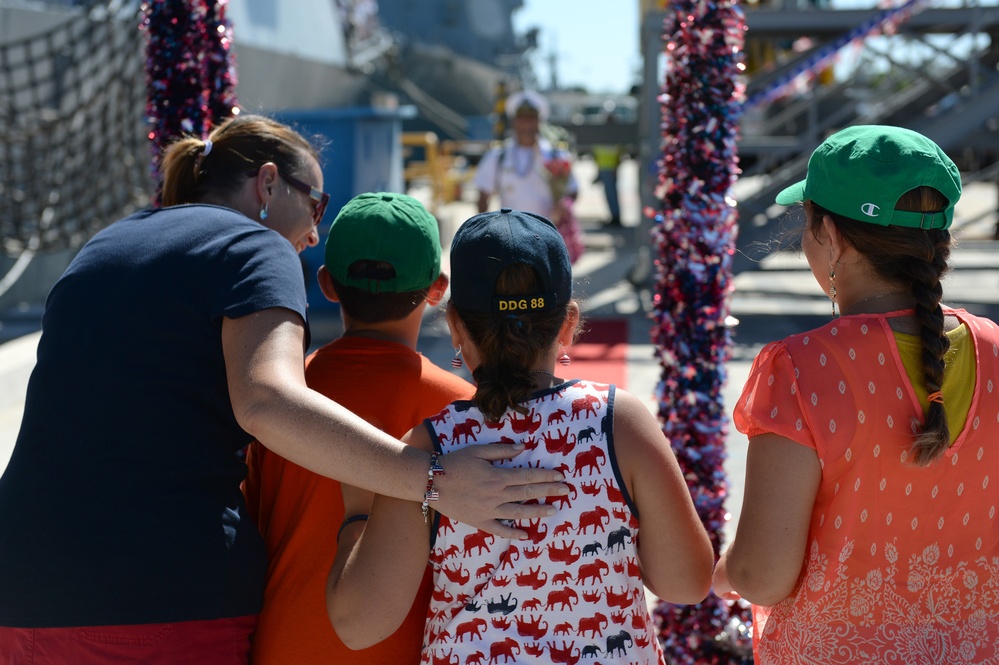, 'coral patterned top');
735,308,999,665
423,380,665,665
